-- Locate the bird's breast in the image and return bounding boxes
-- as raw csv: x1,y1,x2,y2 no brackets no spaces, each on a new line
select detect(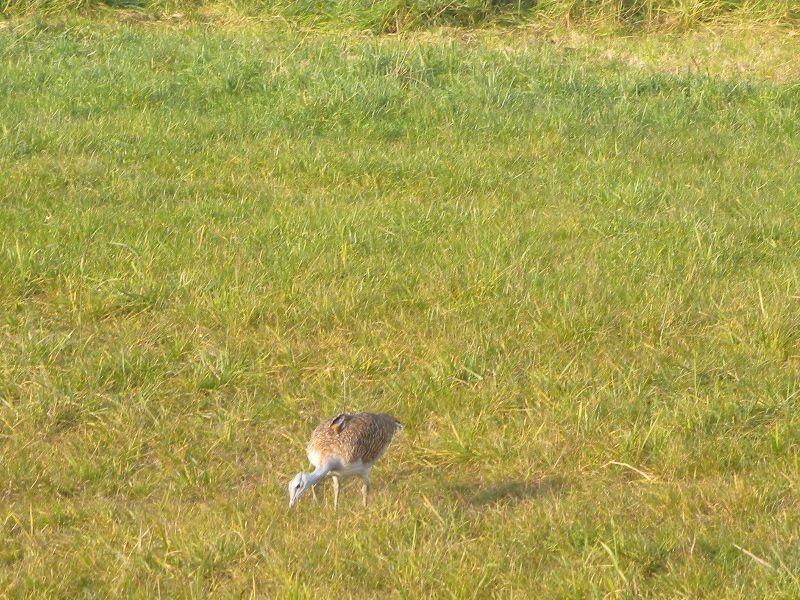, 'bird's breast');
307,449,323,468
331,459,368,477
